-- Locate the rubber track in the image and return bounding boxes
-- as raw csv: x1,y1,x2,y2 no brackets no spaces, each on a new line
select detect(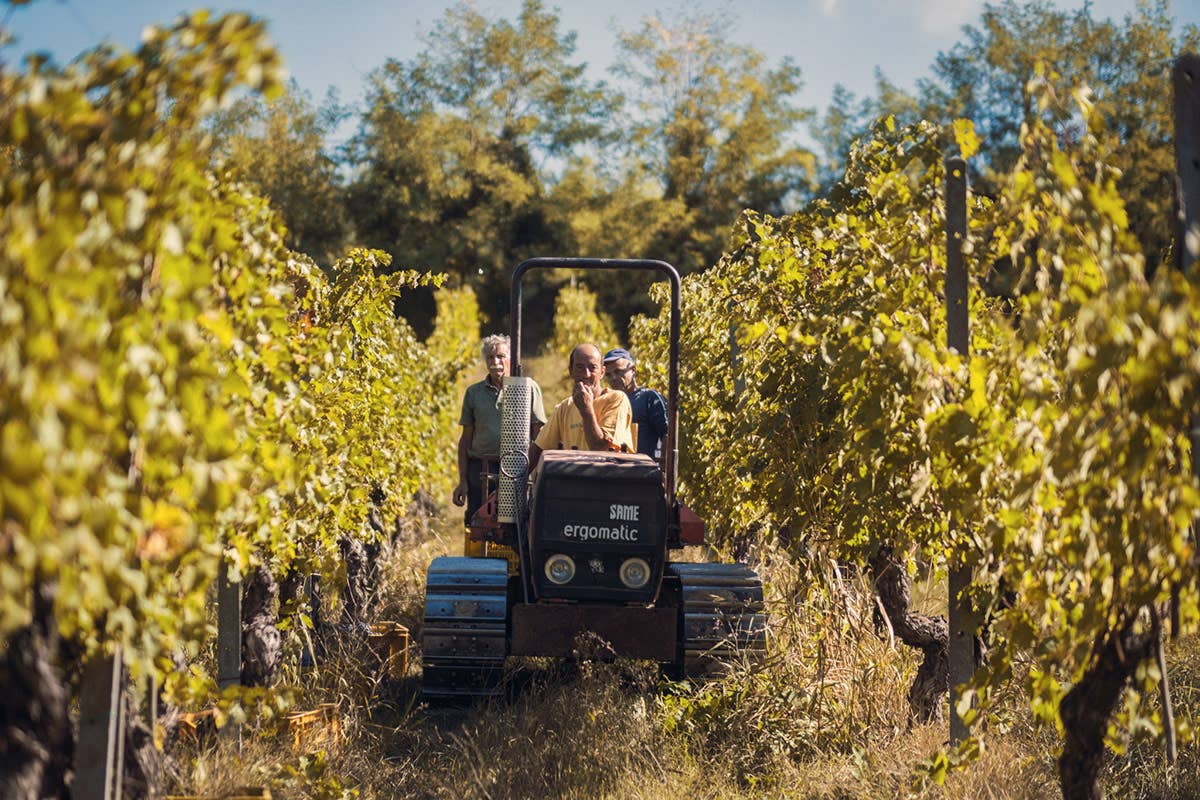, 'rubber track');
669,562,767,677
421,556,509,699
